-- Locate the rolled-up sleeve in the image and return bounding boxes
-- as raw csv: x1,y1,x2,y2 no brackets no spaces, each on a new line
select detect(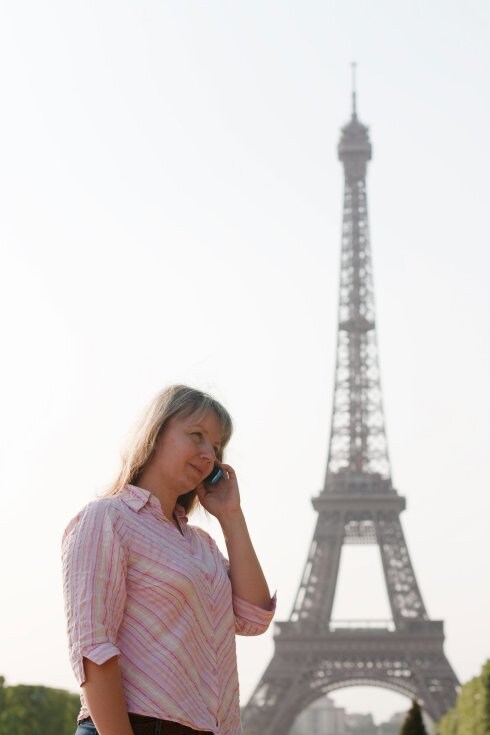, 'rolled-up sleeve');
214,542,276,636
62,500,127,685
232,592,276,636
